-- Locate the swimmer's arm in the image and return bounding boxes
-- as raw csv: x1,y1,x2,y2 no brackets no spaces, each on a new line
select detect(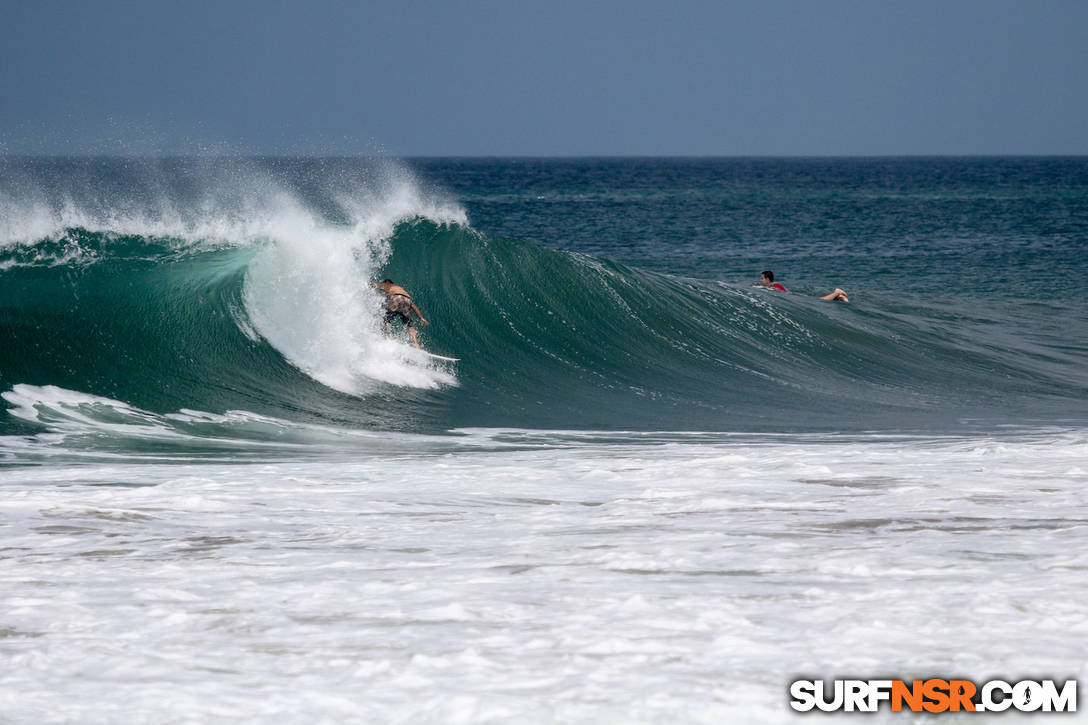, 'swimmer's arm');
820,288,849,302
